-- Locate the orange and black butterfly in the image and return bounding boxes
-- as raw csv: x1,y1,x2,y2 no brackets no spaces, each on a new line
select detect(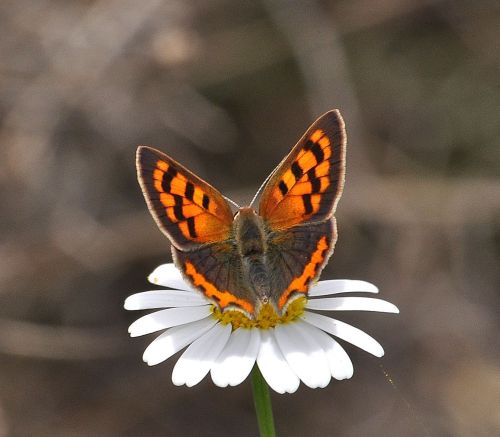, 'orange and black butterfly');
137,110,346,317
